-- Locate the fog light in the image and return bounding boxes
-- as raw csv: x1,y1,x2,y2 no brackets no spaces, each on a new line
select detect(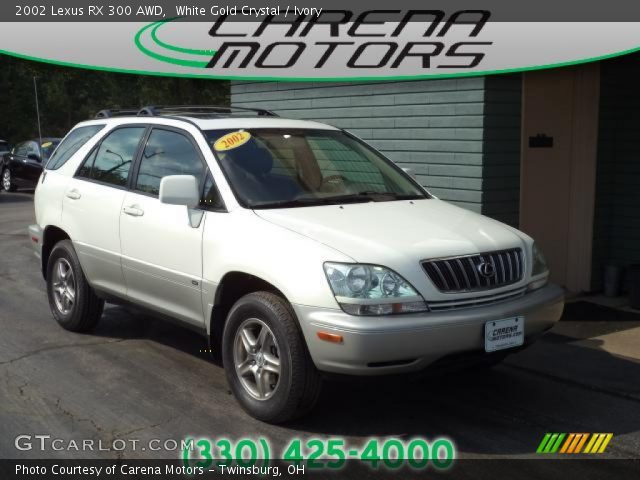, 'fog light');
527,277,548,291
